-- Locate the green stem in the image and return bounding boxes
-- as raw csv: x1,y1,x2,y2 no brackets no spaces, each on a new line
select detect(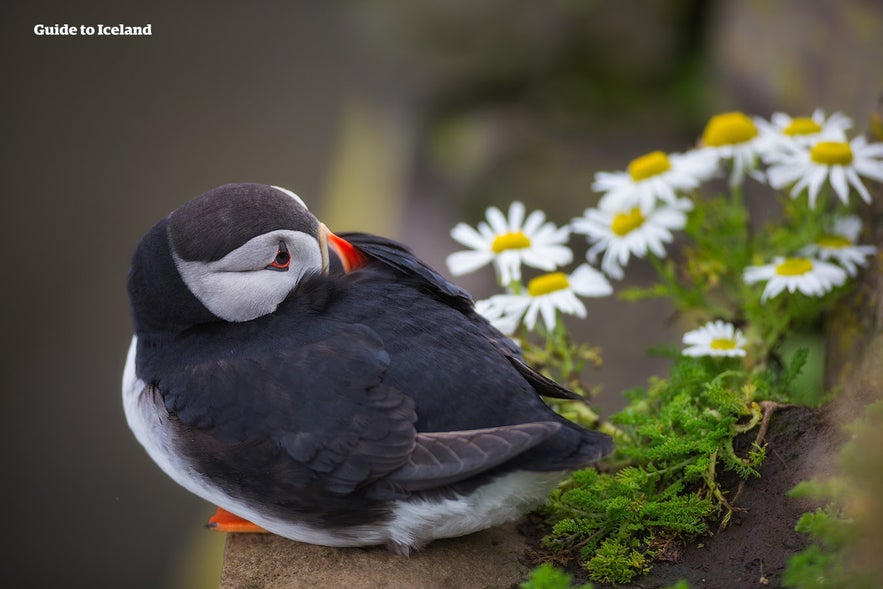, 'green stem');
730,182,744,211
